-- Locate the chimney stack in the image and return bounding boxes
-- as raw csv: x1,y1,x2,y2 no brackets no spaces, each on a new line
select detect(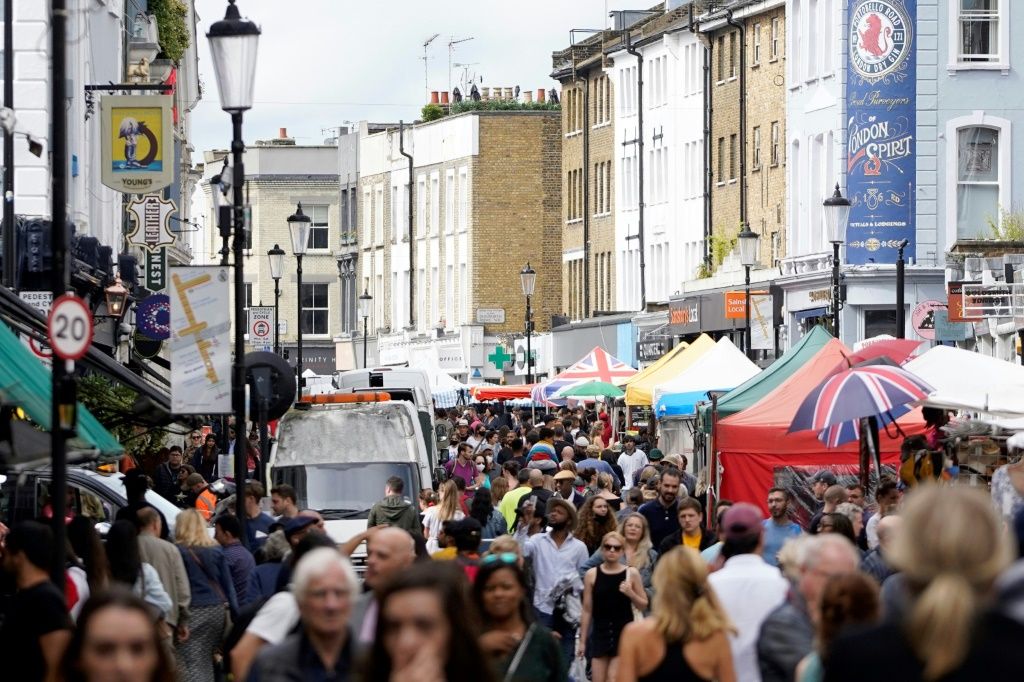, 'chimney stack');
279,127,287,138
537,89,546,103
430,91,439,104
440,91,449,105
